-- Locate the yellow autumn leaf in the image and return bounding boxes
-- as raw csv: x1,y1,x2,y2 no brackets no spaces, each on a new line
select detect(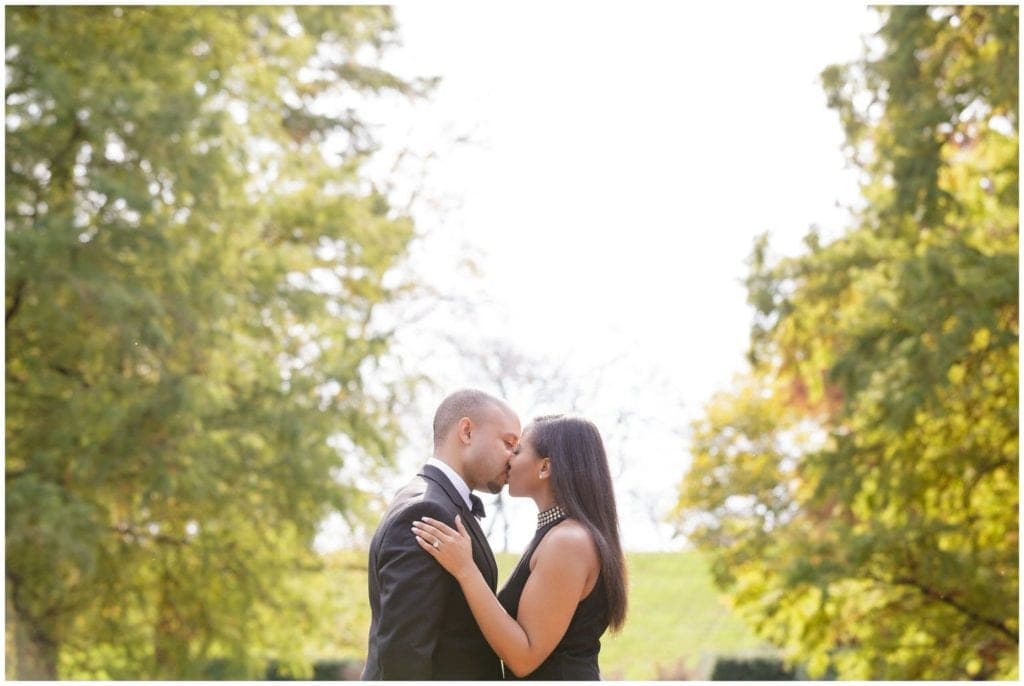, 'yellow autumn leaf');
970,327,991,352
947,364,966,385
